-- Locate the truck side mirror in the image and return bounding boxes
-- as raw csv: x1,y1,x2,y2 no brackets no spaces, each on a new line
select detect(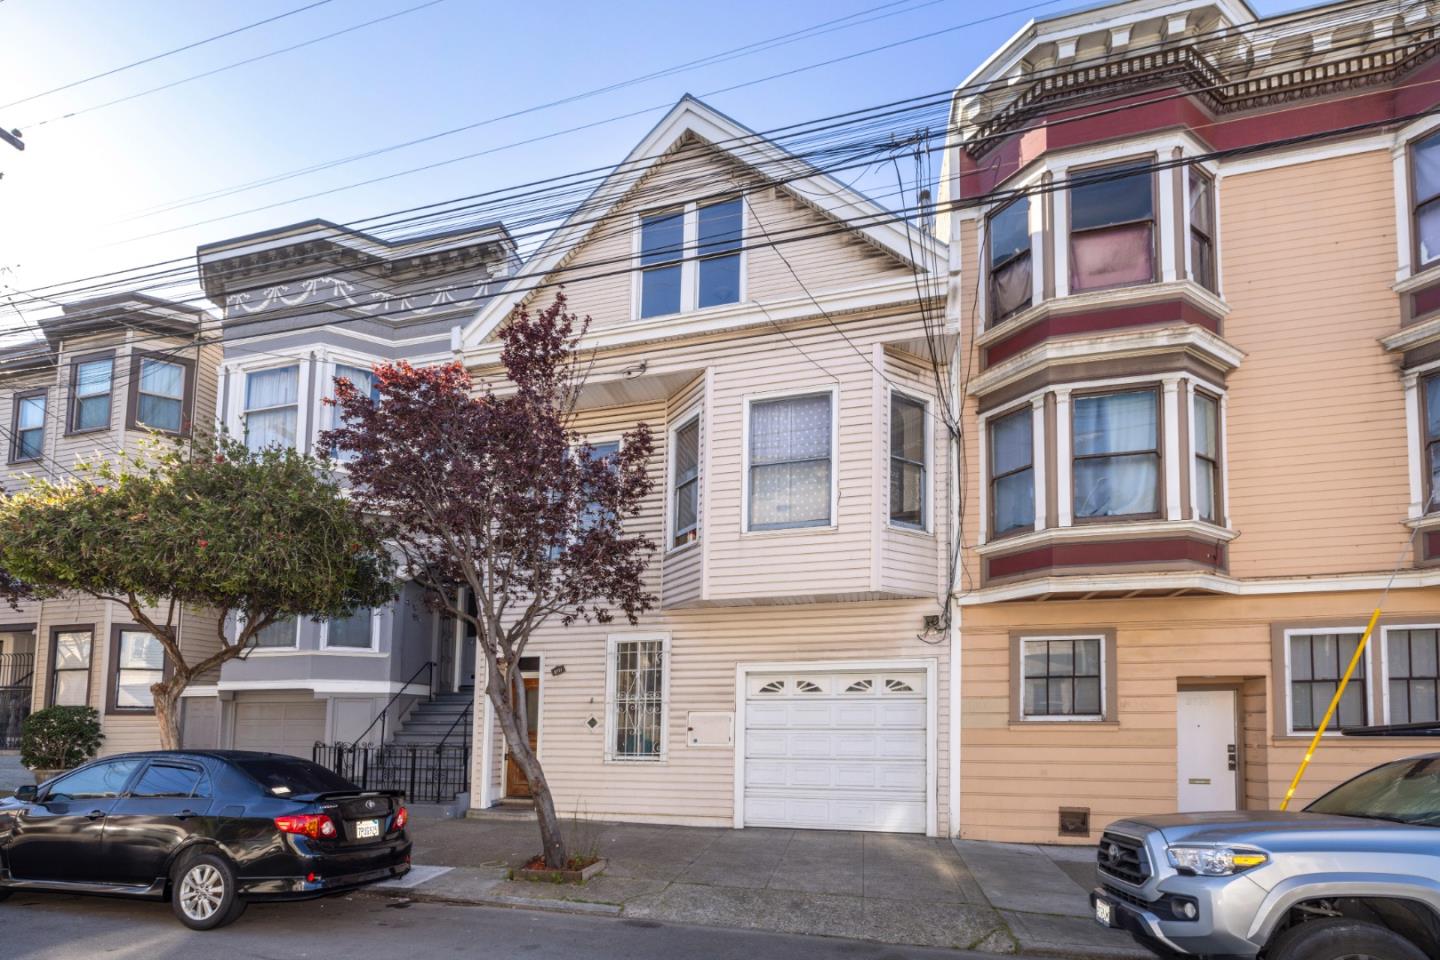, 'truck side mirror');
14,784,37,802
